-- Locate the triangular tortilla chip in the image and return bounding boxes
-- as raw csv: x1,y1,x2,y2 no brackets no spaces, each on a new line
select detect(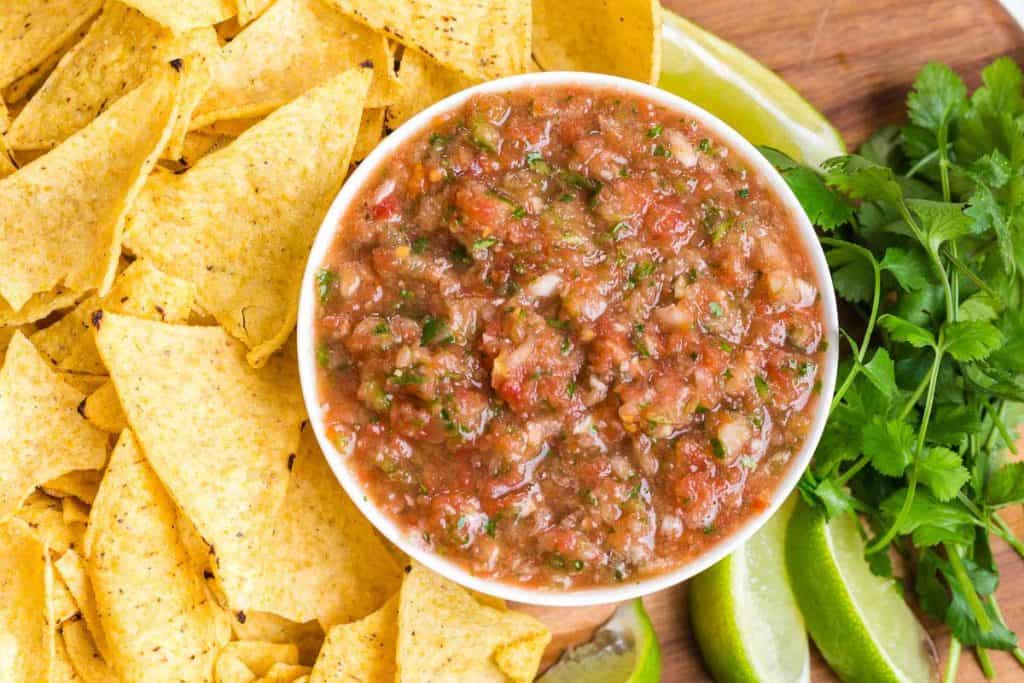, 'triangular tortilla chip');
7,2,216,154
330,0,529,81
51,573,80,626
191,0,397,129
42,470,103,505
532,0,662,84
124,67,371,366
257,663,311,682
0,288,83,327
216,652,257,683
84,430,228,682
15,491,88,558
62,497,90,526
0,517,55,682
61,617,118,683
0,66,181,311
82,381,128,434
219,641,299,676
0,333,108,520
93,315,305,608
55,550,111,663
386,48,477,130
310,595,398,683
229,612,326,667
2,19,92,104
53,632,85,682
239,429,403,626
235,0,273,25
353,107,385,162
0,0,102,88
396,564,550,683
117,0,234,32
